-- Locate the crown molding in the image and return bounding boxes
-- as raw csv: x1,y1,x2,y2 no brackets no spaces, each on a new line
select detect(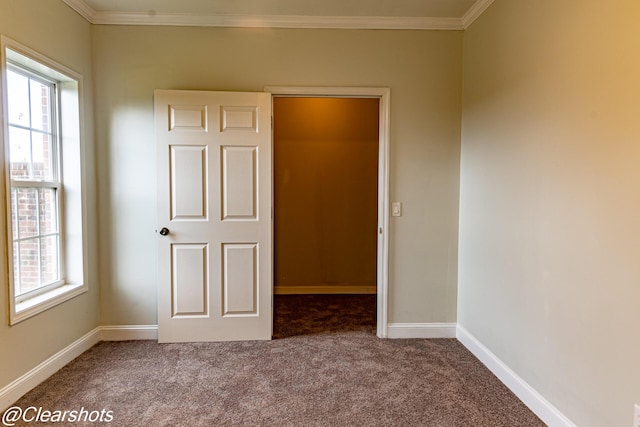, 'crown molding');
62,0,98,22
94,12,463,30
461,0,495,29
62,0,493,31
